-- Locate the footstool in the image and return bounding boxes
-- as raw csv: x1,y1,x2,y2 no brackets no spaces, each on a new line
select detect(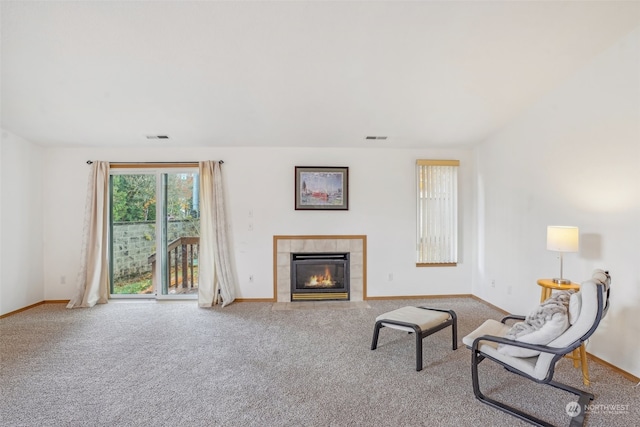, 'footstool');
371,306,457,371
